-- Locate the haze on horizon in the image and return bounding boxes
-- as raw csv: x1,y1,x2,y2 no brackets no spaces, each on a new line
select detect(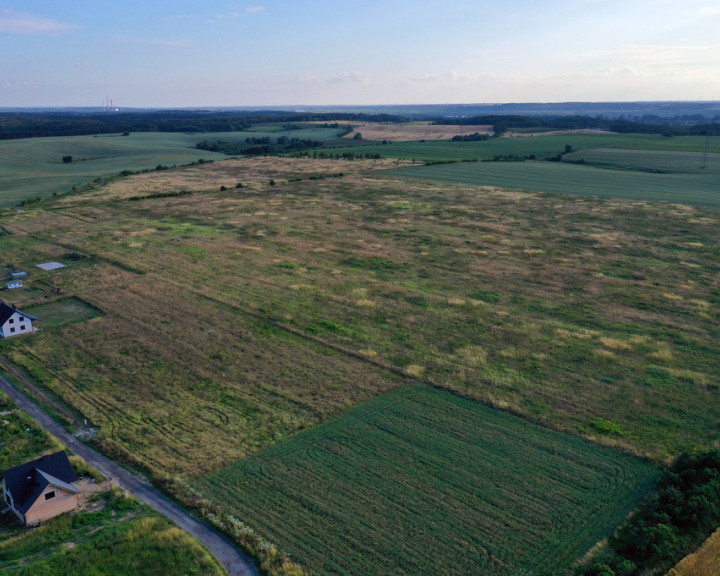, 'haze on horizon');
1,0,719,108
